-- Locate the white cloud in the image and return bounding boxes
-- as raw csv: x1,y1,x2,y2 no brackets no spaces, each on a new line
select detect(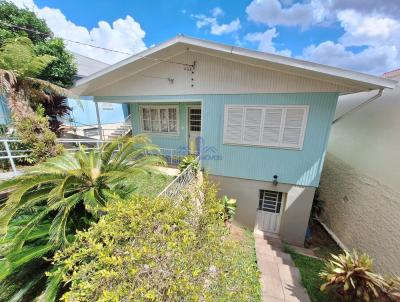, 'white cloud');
245,28,291,56
337,10,400,47
8,0,146,64
299,41,398,75
246,0,329,29
193,7,241,36
298,9,400,75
